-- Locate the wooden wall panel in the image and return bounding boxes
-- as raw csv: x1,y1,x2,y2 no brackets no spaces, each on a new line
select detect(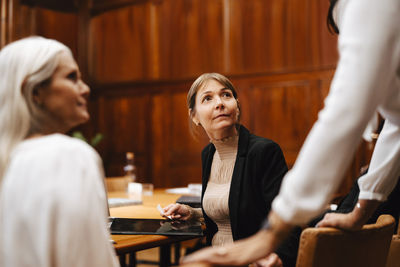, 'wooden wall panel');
8,0,371,198
1,0,36,48
90,0,226,82
90,5,152,81
96,92,152,181
92,70,338,188
34,8,78,56
230,72,333,168
89,0,338,83
318,0,339,66
227,0,286,73
251,82,314,166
